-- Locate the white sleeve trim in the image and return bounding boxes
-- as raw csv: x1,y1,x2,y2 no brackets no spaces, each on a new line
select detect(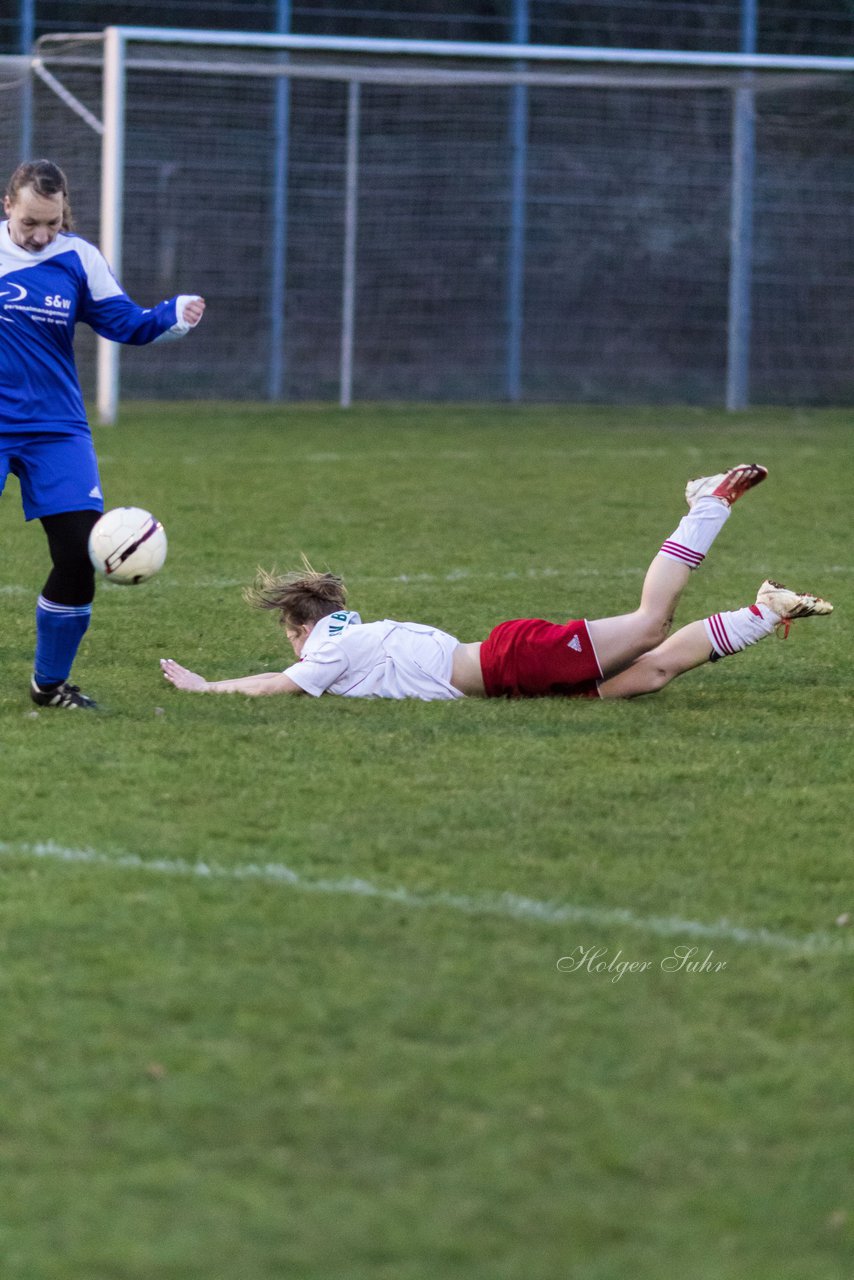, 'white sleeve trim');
171,295,203,334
